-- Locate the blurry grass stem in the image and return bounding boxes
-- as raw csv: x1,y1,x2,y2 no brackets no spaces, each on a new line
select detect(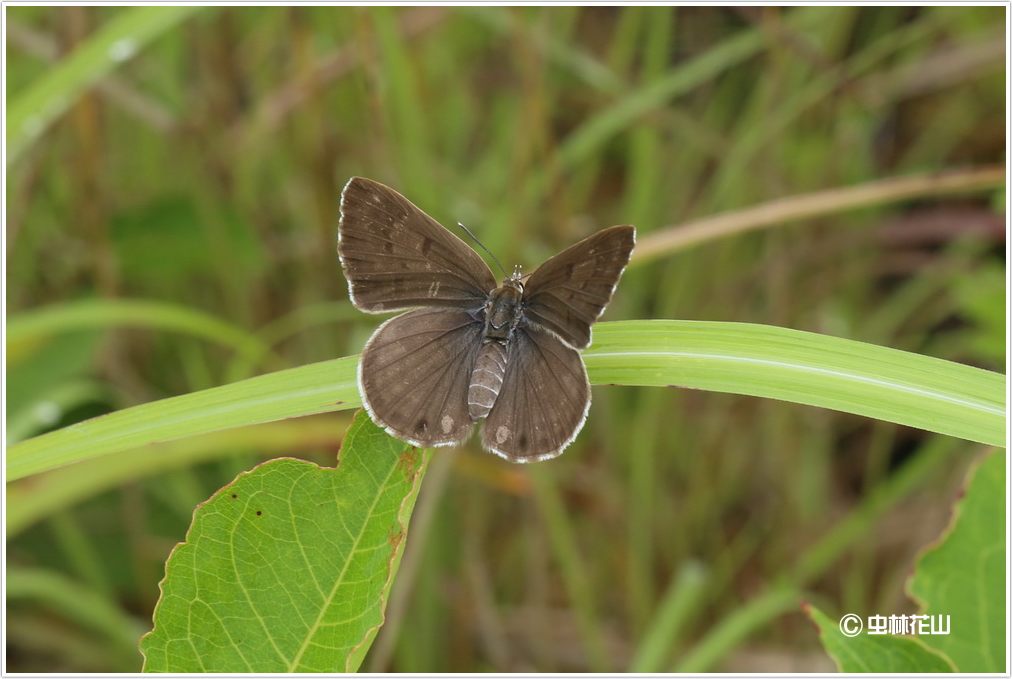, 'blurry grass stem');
634,166,1005,264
